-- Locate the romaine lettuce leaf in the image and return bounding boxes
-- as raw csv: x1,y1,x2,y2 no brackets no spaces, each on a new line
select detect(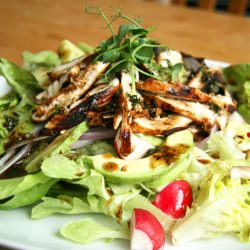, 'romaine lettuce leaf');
60,218,129,244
